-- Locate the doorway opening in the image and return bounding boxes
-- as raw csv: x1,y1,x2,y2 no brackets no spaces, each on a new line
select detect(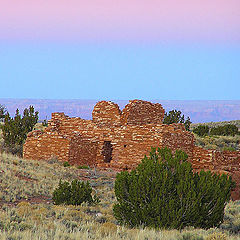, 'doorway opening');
102,141,113,163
